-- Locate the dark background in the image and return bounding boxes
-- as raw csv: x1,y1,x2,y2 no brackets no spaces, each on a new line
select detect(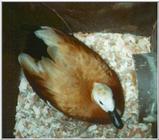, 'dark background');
2,2,157,138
